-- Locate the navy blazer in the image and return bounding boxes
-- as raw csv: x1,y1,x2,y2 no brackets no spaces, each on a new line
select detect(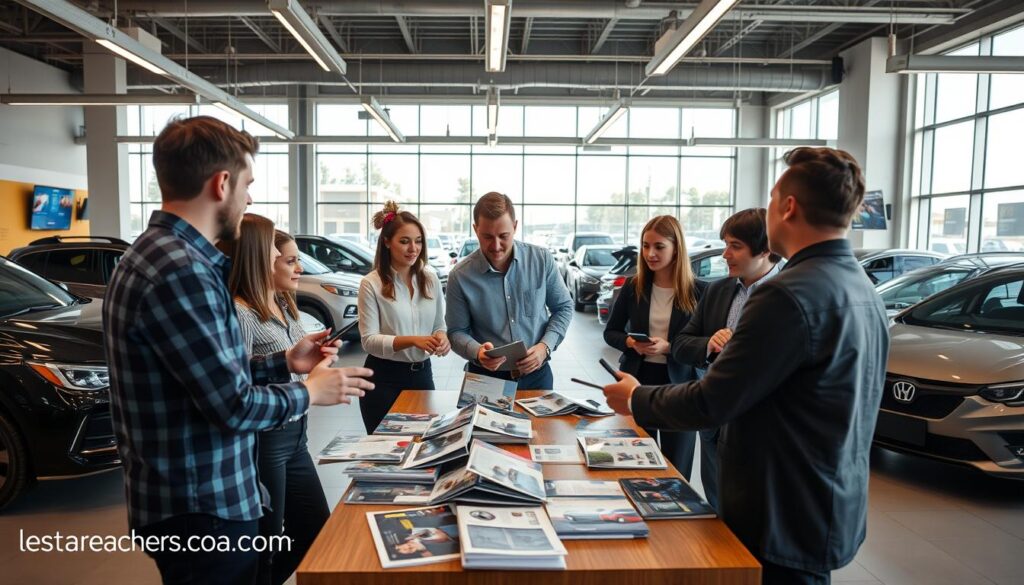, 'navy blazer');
603,277,708,384
671,276,739,368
